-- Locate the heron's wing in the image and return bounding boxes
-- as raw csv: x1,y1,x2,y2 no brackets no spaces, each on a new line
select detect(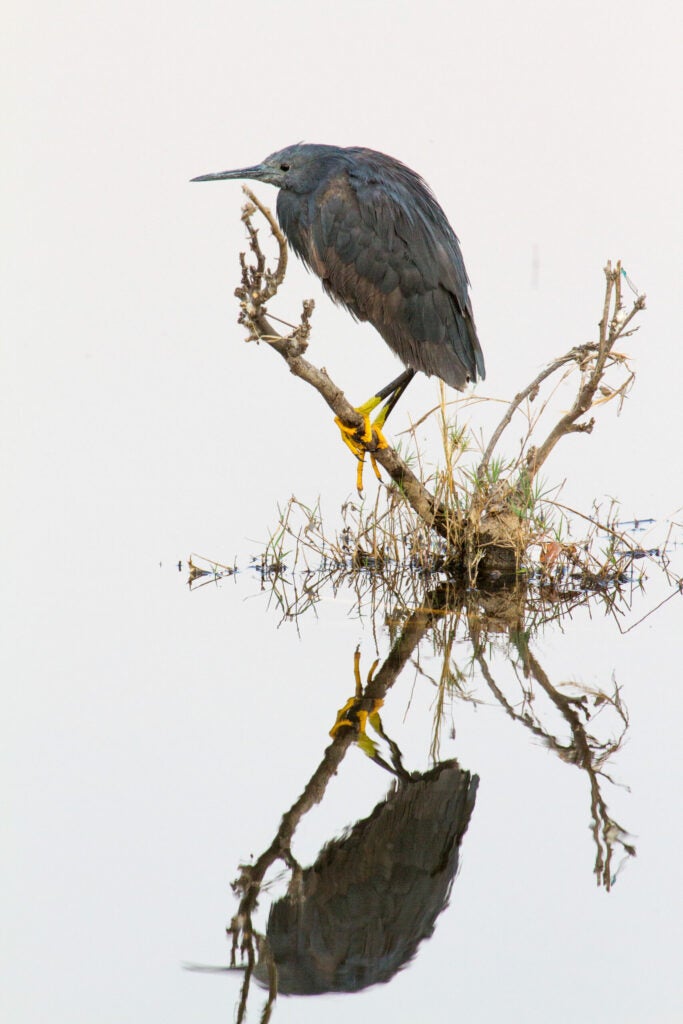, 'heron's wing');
308,172,484,389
